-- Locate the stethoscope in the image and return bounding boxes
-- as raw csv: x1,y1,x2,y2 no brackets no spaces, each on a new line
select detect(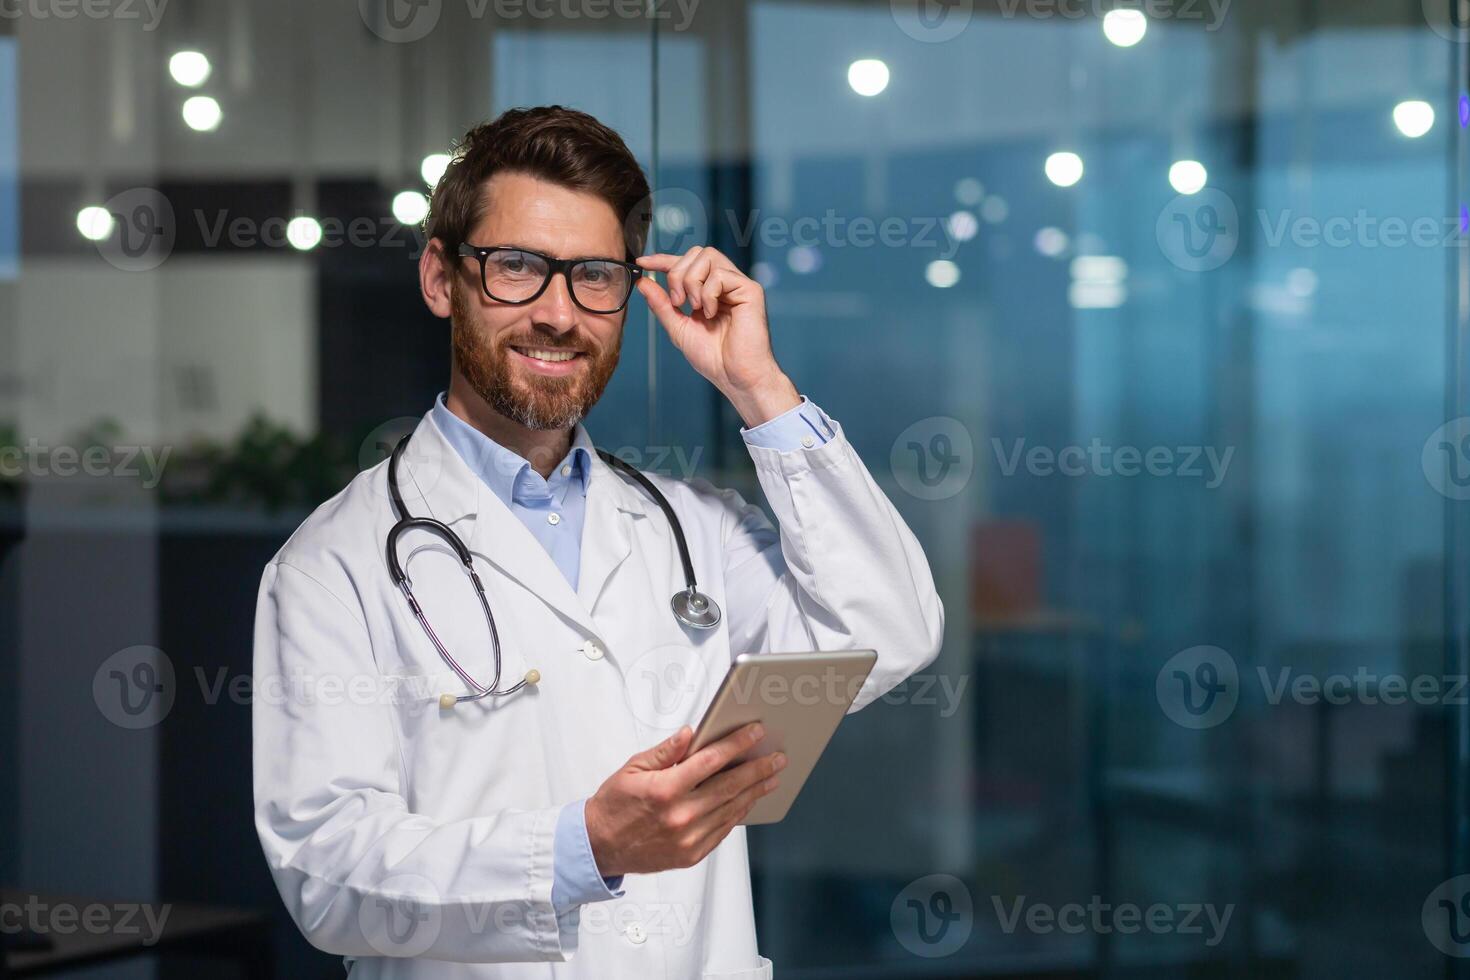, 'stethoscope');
385,434,722,709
